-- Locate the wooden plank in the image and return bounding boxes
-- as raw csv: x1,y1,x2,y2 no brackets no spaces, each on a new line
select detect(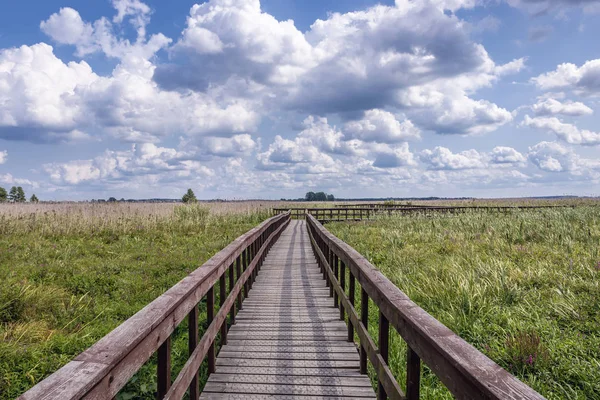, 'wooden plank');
200,394,375,400
202,220,377,400
202,381,376,397
205,373,372,387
